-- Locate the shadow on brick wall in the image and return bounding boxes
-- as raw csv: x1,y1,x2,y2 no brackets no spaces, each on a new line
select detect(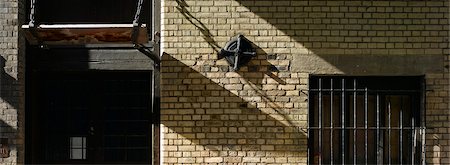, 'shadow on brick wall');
235,0,446,74
0,119,15,159
175,0,221,53
0,55,17,160
237,42,286,87
232,44,306,130
161,53,307,162
0,56,19,110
